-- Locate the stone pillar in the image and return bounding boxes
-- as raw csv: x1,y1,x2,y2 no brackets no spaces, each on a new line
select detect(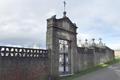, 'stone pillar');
46,16,59,79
